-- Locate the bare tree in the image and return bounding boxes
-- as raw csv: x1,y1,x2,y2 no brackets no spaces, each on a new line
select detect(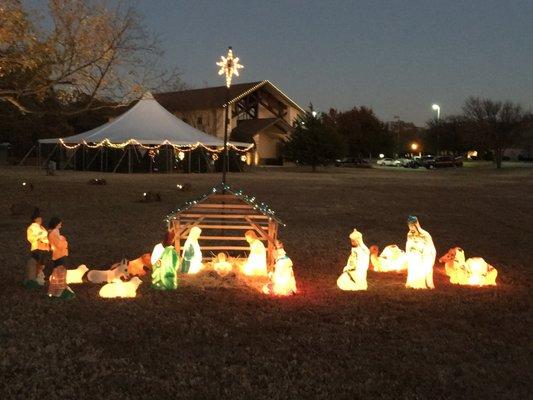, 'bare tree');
0,0,182,115
462,97,531,168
